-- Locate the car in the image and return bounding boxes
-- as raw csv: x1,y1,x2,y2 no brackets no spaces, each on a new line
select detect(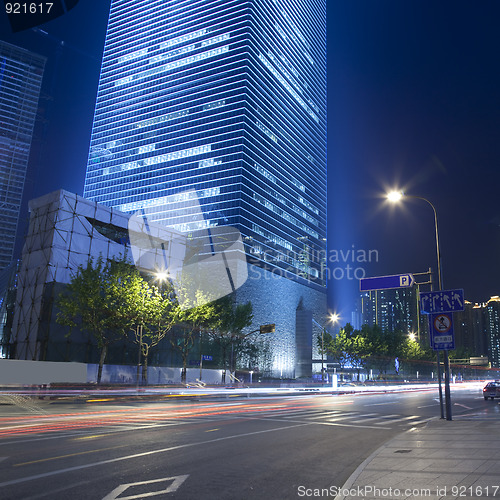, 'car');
483,381,500,400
